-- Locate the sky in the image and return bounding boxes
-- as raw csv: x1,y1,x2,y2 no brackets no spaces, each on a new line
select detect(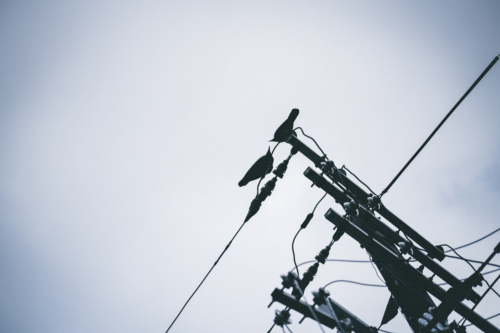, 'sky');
1,1,500,332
